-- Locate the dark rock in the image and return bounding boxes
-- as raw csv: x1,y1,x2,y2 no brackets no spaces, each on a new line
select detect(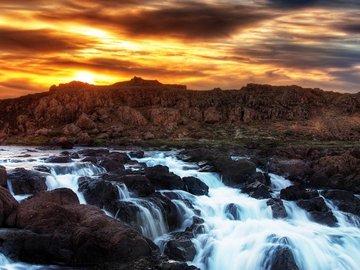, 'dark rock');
0,165,7,188
70,152,80,159
145,165,185,190
297,197,337,226
33,165,51,173
150,193,180,230
78,149,110,157
268,158,310,182
7,168,48,195
98,158,125,172
267,199,287,219
218,159,257,187
0,187,18,226
267,246,299,270
224,203,241,220
78,177,119,210
242,181,271,199
322,190,360,216
108,174,155,197
45,156,72,163
183,177,209,196
129,151,145,159
11,188,153,266
108,152,131,163
185,216,205,235
164,232,196,262
280,185,318,201
81,156,98,163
